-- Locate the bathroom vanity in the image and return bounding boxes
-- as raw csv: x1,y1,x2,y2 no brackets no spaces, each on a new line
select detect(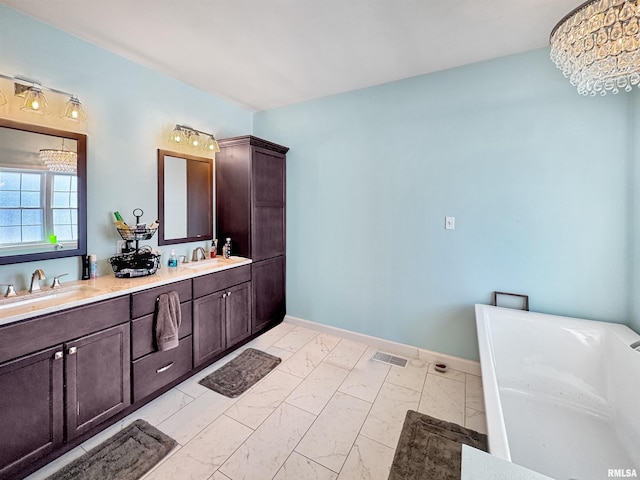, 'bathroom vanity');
0,258,269,480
